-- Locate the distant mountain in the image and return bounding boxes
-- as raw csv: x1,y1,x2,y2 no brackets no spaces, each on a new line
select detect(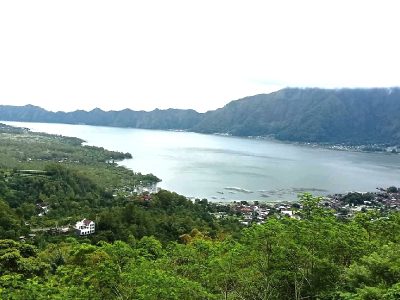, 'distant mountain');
193,88,400,144
0,105,201,130
1,88,400,144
